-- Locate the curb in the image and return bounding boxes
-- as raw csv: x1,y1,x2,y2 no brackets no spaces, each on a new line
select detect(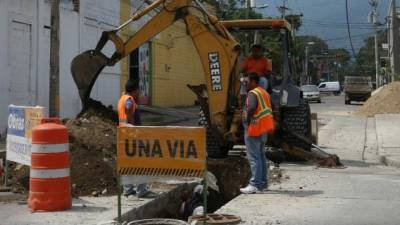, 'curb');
374,115,400,169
